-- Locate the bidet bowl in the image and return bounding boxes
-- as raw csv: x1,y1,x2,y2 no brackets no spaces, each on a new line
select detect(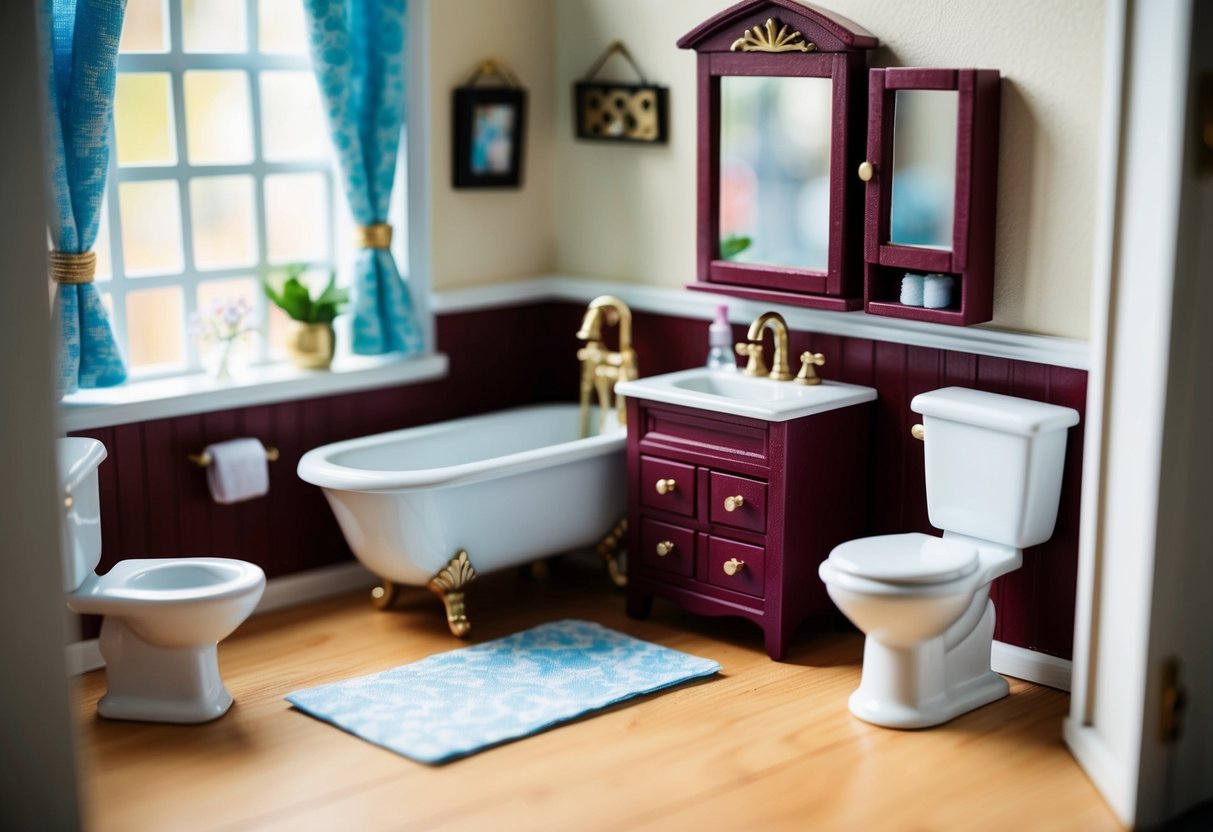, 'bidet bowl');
614,367,876,422
67,558,265,648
